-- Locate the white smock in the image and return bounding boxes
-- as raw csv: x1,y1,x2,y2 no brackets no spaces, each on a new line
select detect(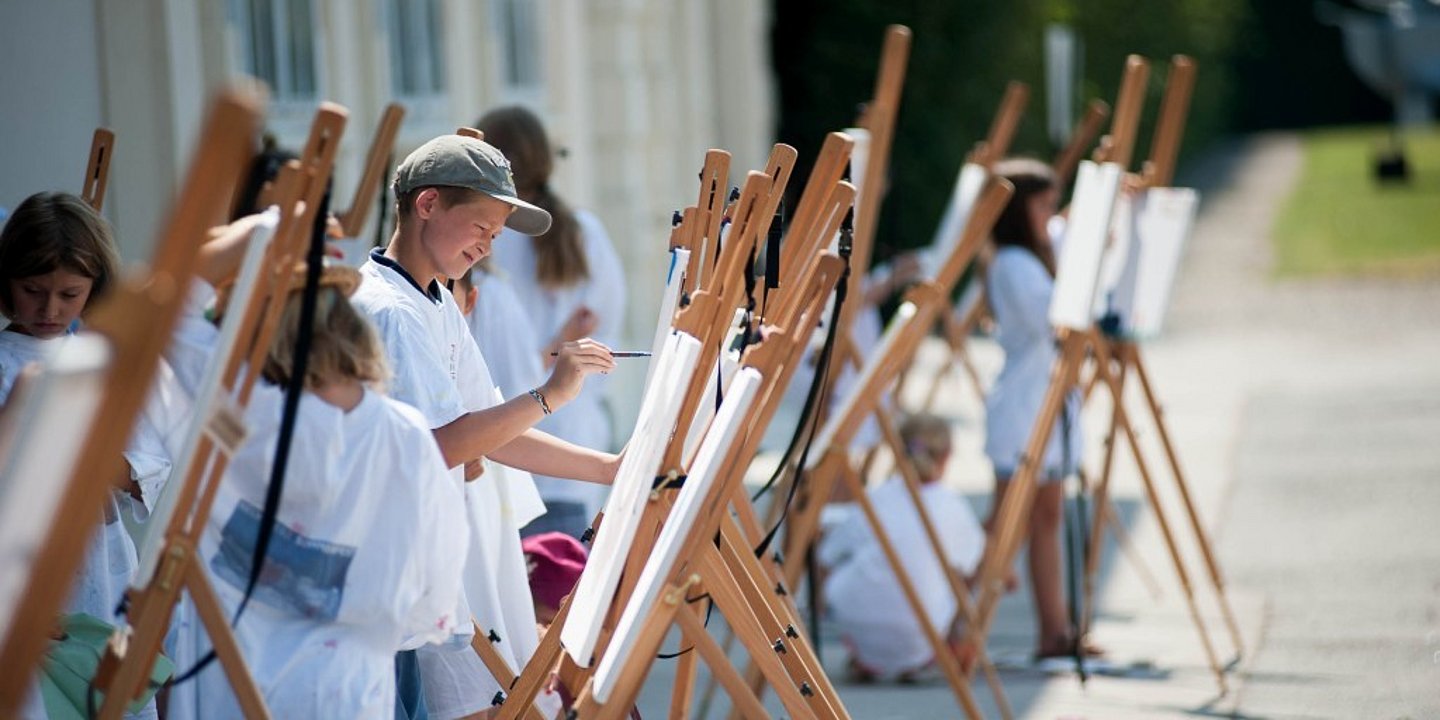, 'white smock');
983,247,1083,478
489,210,625,518
153,284,469,719
354,250,548,719
819,478,985,676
